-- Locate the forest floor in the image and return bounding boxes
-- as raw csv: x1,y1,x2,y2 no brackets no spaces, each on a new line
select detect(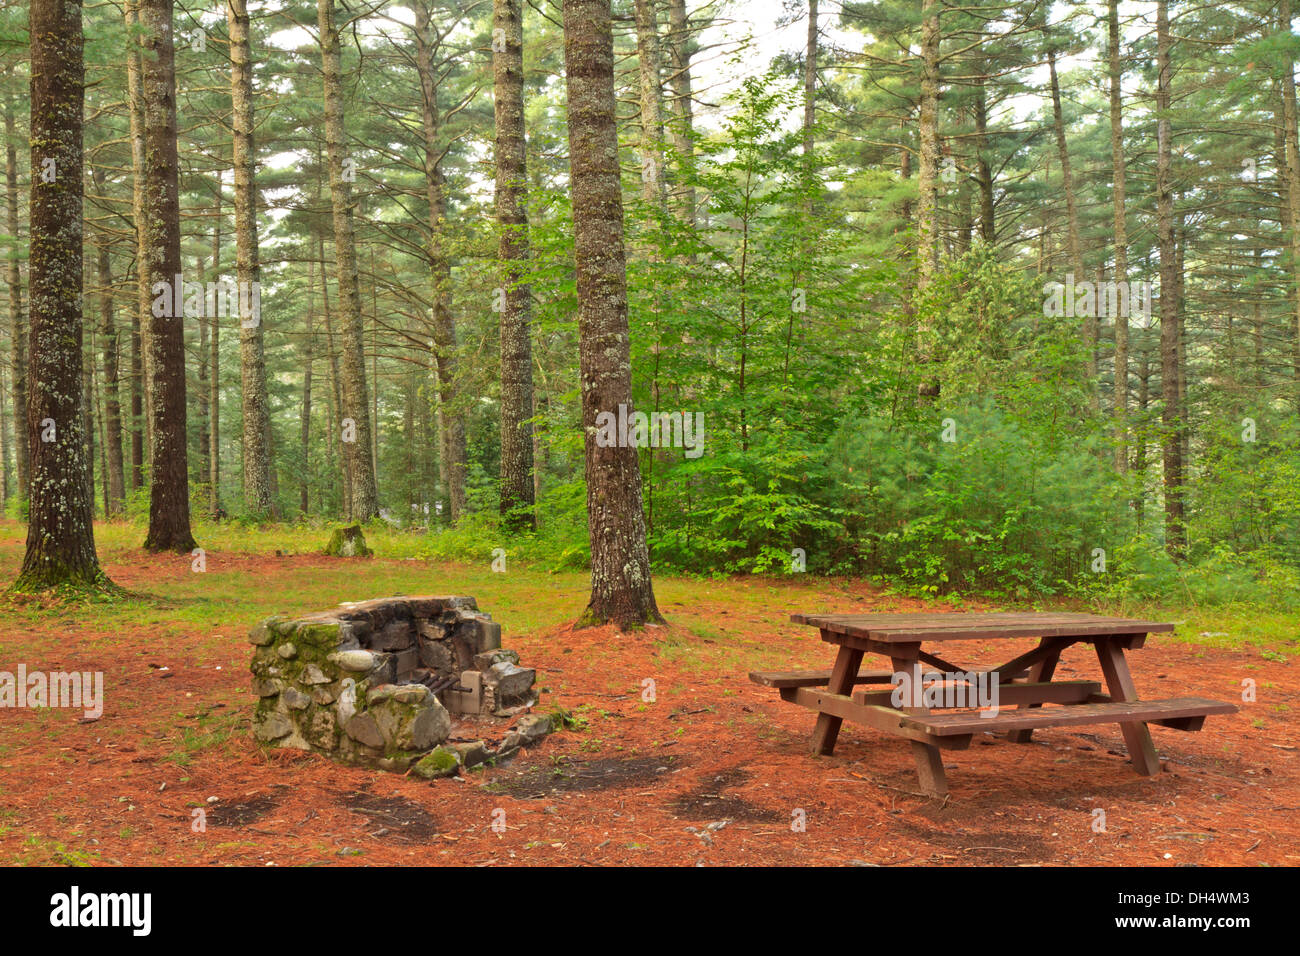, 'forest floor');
0,518,1296,867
